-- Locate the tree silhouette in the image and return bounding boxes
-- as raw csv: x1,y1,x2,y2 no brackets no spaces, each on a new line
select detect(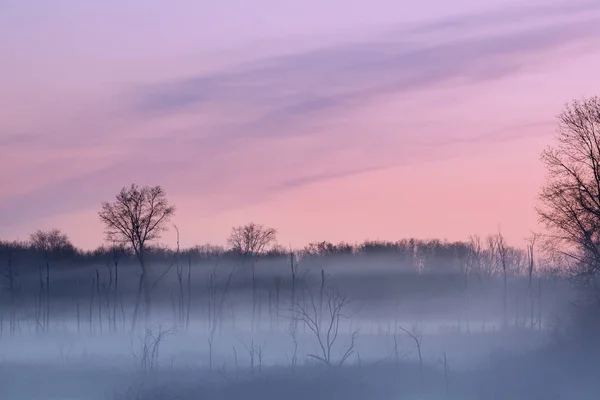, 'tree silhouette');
537,96,600,284
228,222,276,330
29,228,74,331
98,184,175,330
